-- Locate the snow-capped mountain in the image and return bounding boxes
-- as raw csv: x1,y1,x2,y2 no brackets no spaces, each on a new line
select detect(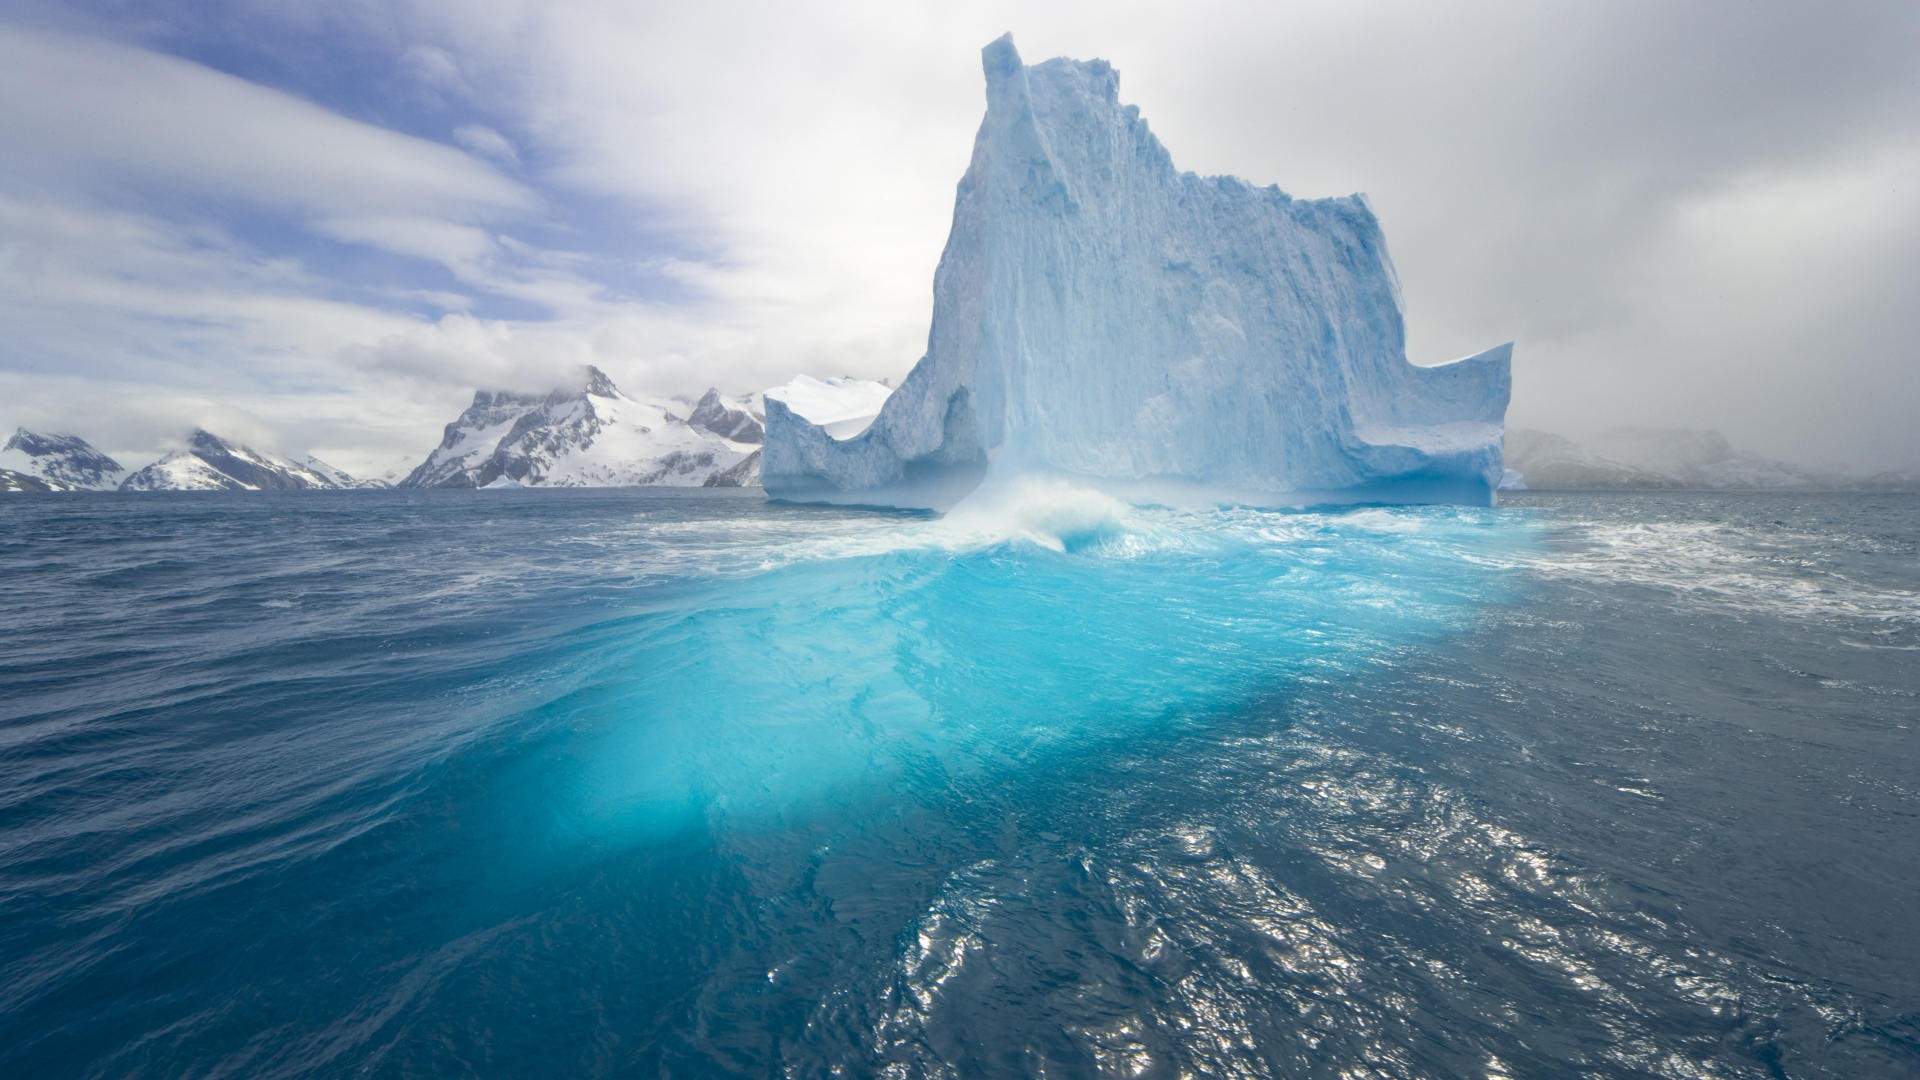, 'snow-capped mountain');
686,388,765,443
1,429,126,490
702,450,762,488
1504,428,1840,490
293,455,388,490
402,367,763,489
120,430,376,491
